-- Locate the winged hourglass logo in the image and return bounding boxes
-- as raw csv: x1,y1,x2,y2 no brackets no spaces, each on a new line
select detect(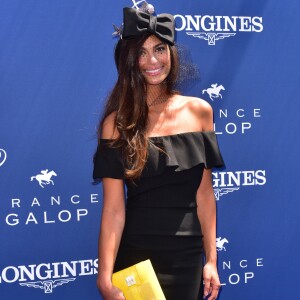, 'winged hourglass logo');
187,32,235,45
19,278,76,293
214,187,240,201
